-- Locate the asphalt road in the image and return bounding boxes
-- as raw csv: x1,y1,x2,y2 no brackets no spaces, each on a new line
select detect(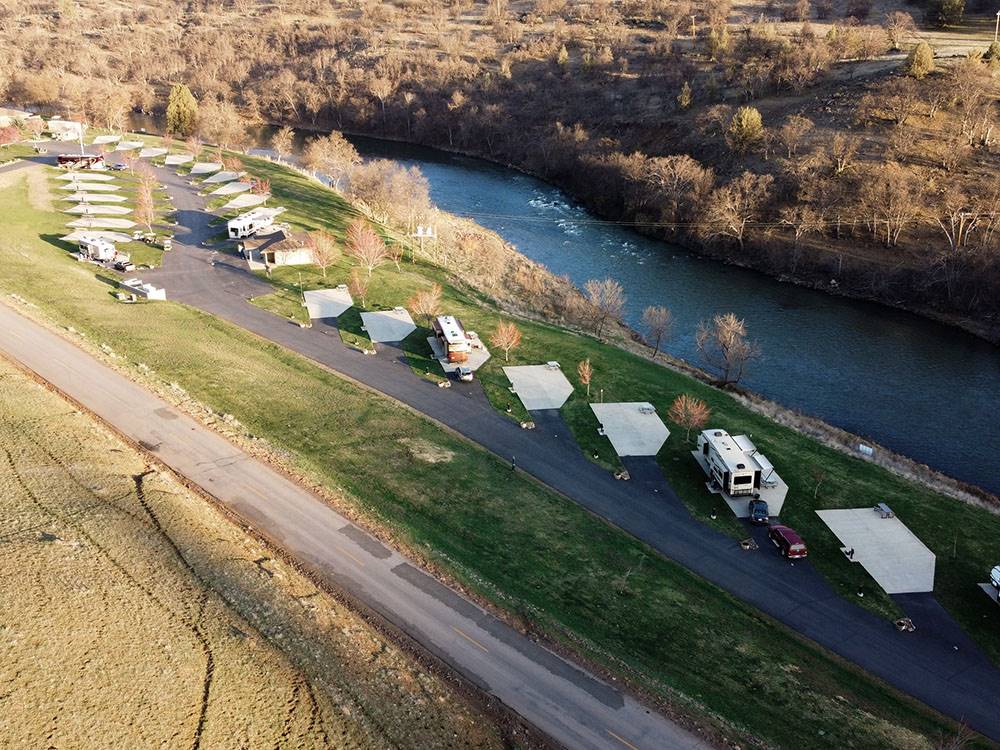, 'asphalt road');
0,302,708,750
25,156,1000,741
